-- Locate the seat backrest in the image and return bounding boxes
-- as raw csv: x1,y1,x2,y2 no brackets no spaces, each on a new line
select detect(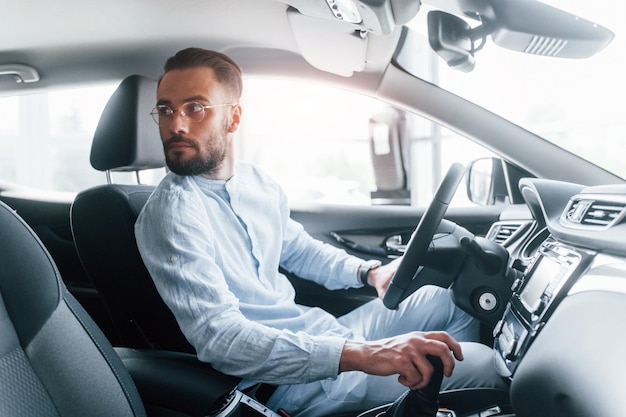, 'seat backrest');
71,75,194,353
0,201,146,417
